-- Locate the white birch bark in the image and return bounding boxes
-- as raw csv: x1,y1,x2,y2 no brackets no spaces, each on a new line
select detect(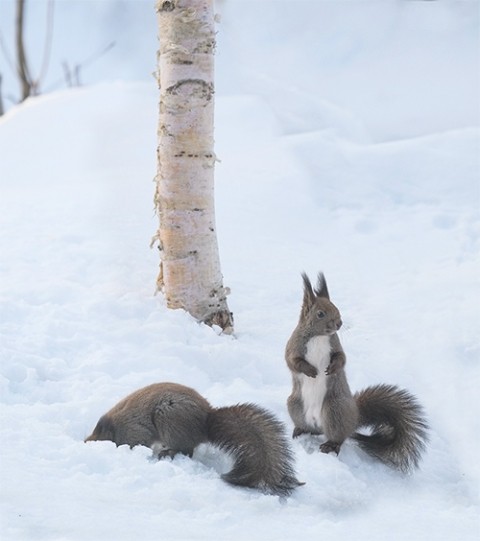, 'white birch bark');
154,0,233,333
